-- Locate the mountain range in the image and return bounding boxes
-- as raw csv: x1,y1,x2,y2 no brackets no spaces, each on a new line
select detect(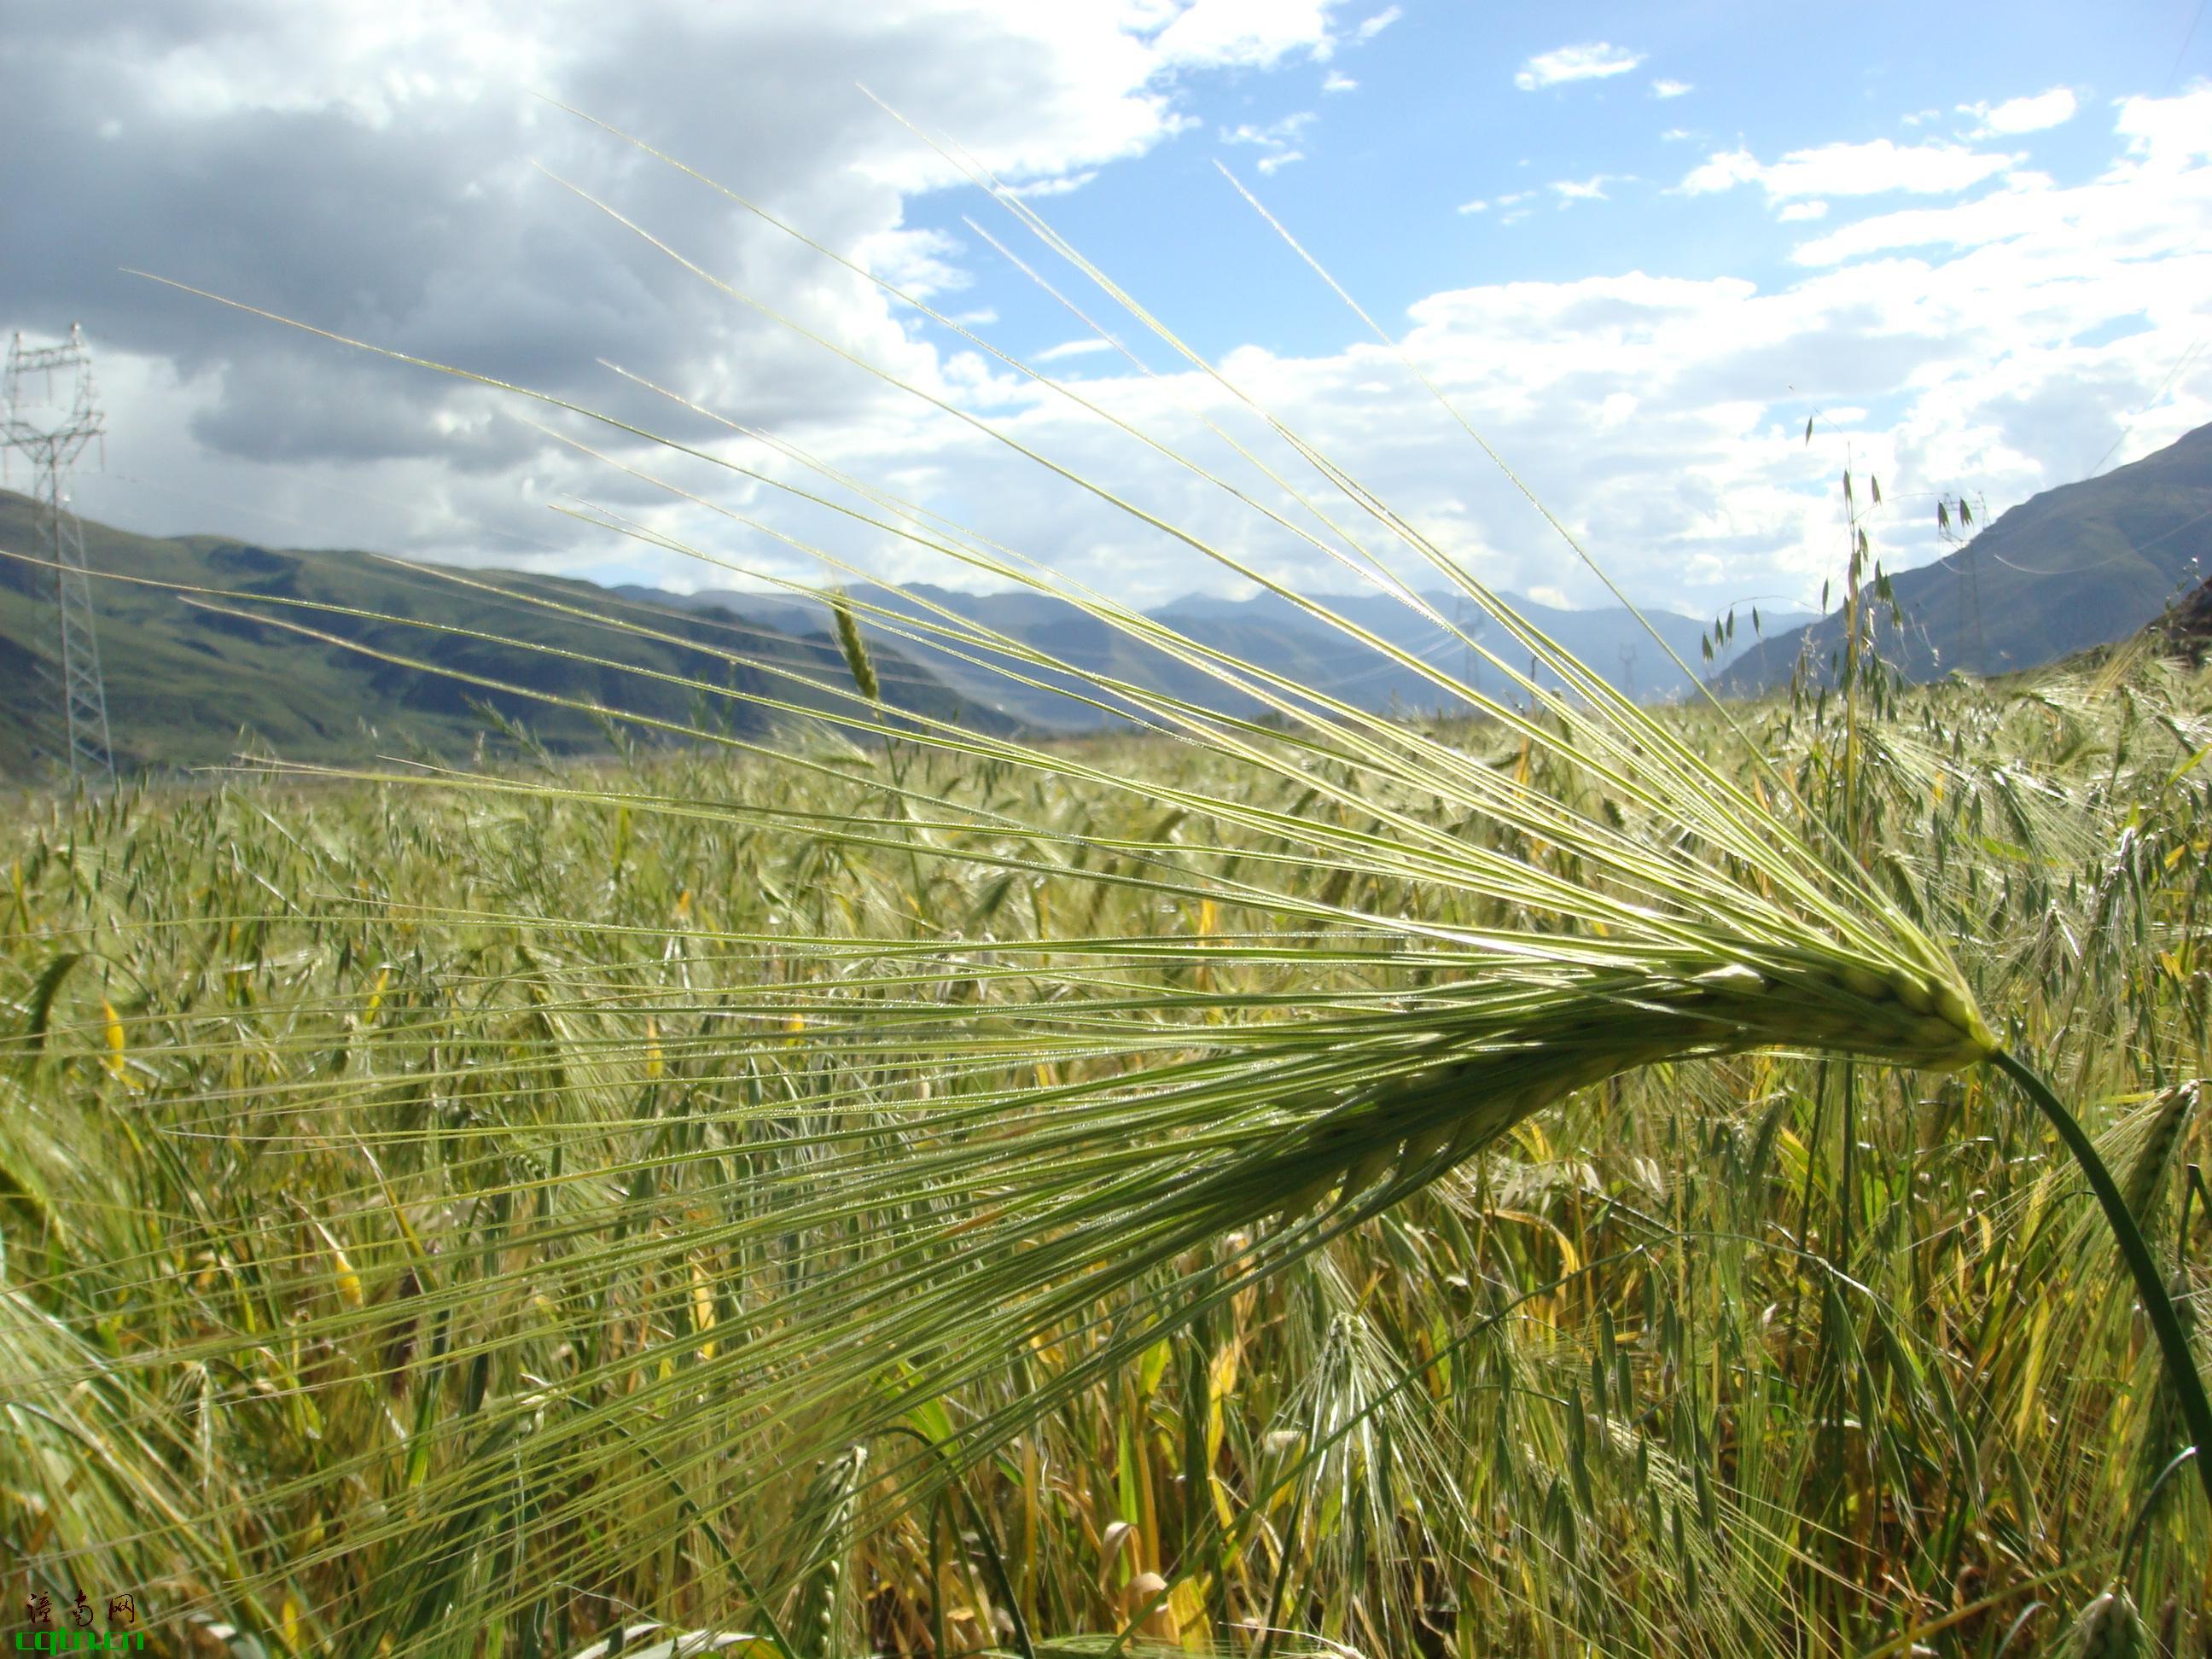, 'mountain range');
615,578,1737,734
14,411,2205,783
1,492,1734,778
